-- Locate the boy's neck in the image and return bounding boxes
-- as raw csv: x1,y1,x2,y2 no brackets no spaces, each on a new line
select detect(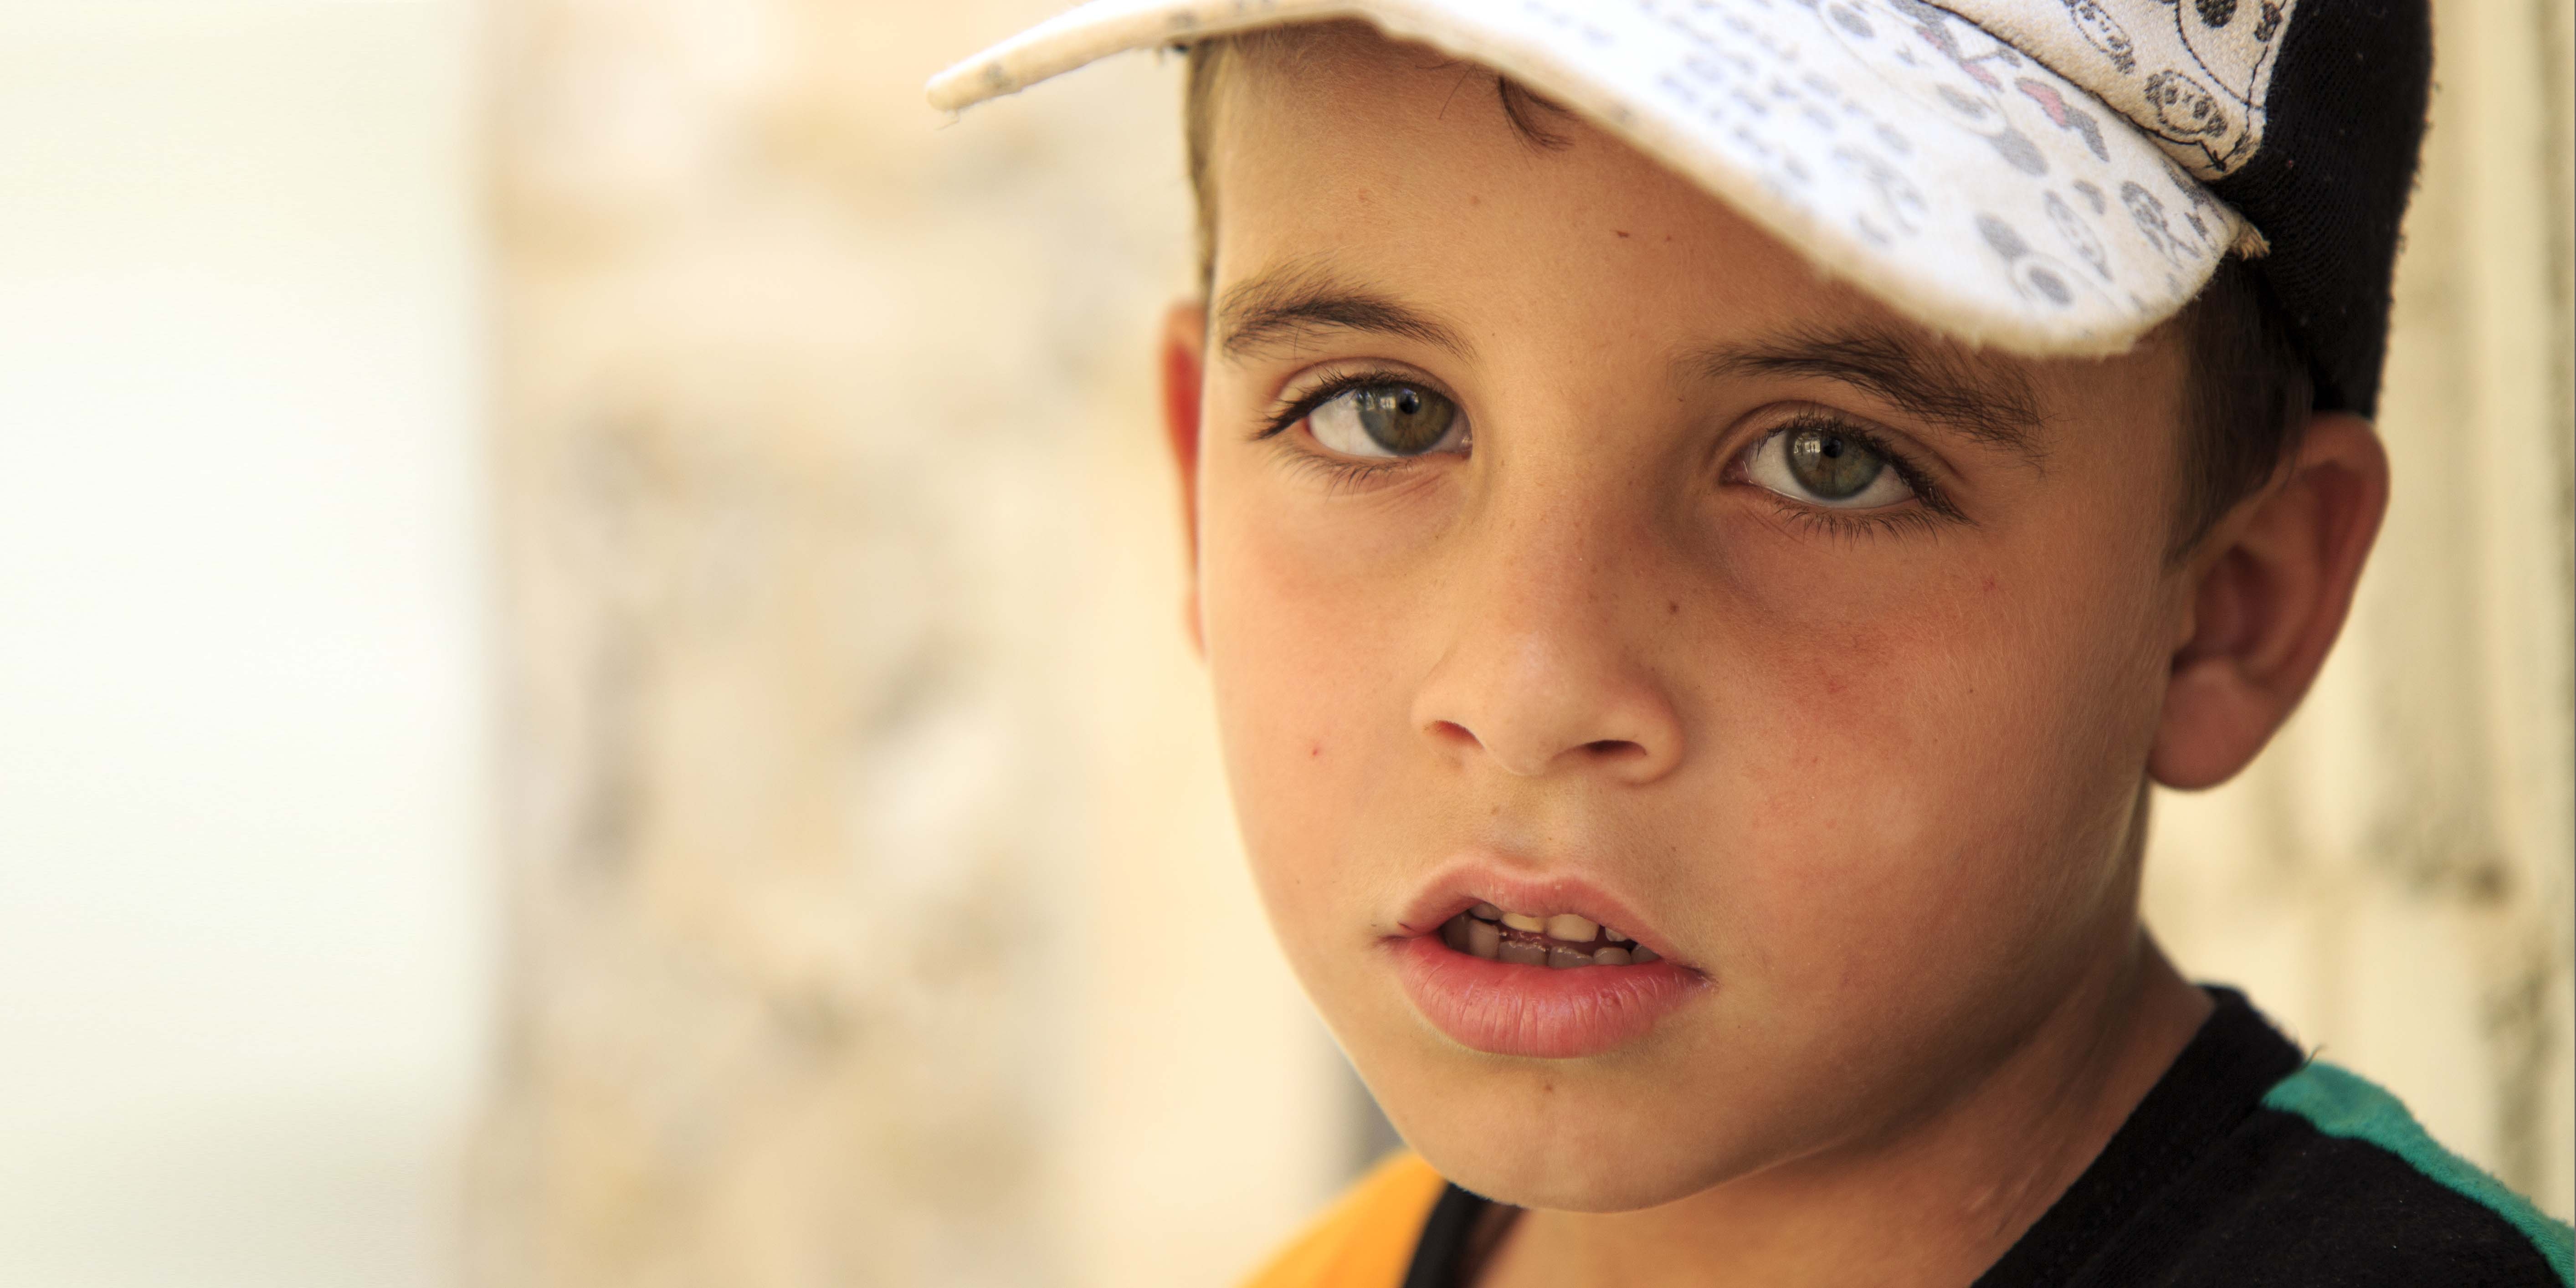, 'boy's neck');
1479,929,2213,1288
